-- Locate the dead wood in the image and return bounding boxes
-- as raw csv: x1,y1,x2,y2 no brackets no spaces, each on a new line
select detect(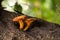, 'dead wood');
0,10,60,40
